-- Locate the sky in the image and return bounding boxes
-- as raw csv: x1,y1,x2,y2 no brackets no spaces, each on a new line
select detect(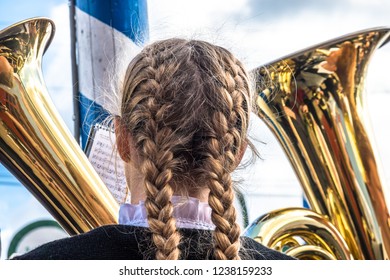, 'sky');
1,0,390,259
